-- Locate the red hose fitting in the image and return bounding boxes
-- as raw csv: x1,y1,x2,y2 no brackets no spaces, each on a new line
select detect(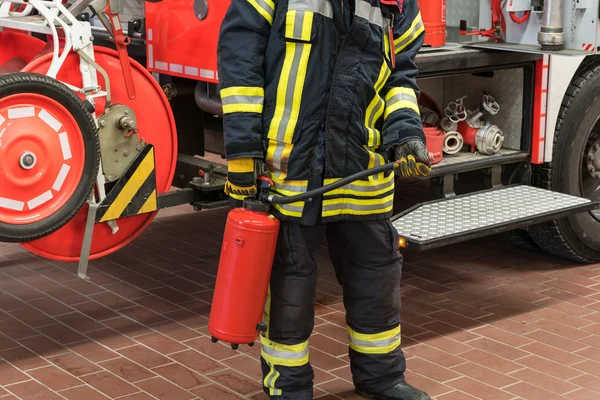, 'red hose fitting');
457,120,479,153
509,11,530,24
